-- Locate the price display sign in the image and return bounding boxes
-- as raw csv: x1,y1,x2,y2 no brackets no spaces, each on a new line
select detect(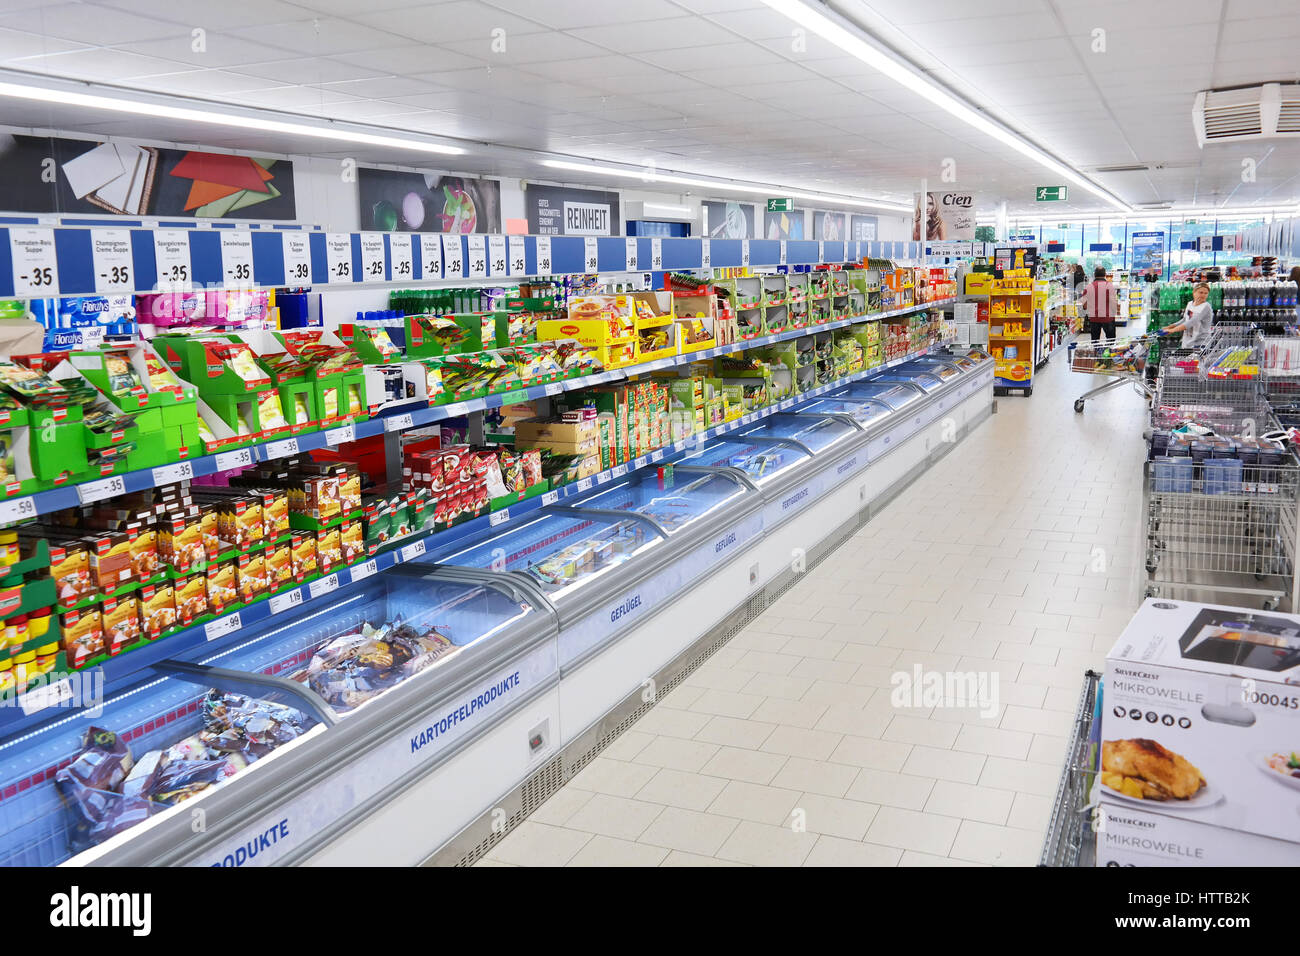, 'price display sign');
9,227,58,297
